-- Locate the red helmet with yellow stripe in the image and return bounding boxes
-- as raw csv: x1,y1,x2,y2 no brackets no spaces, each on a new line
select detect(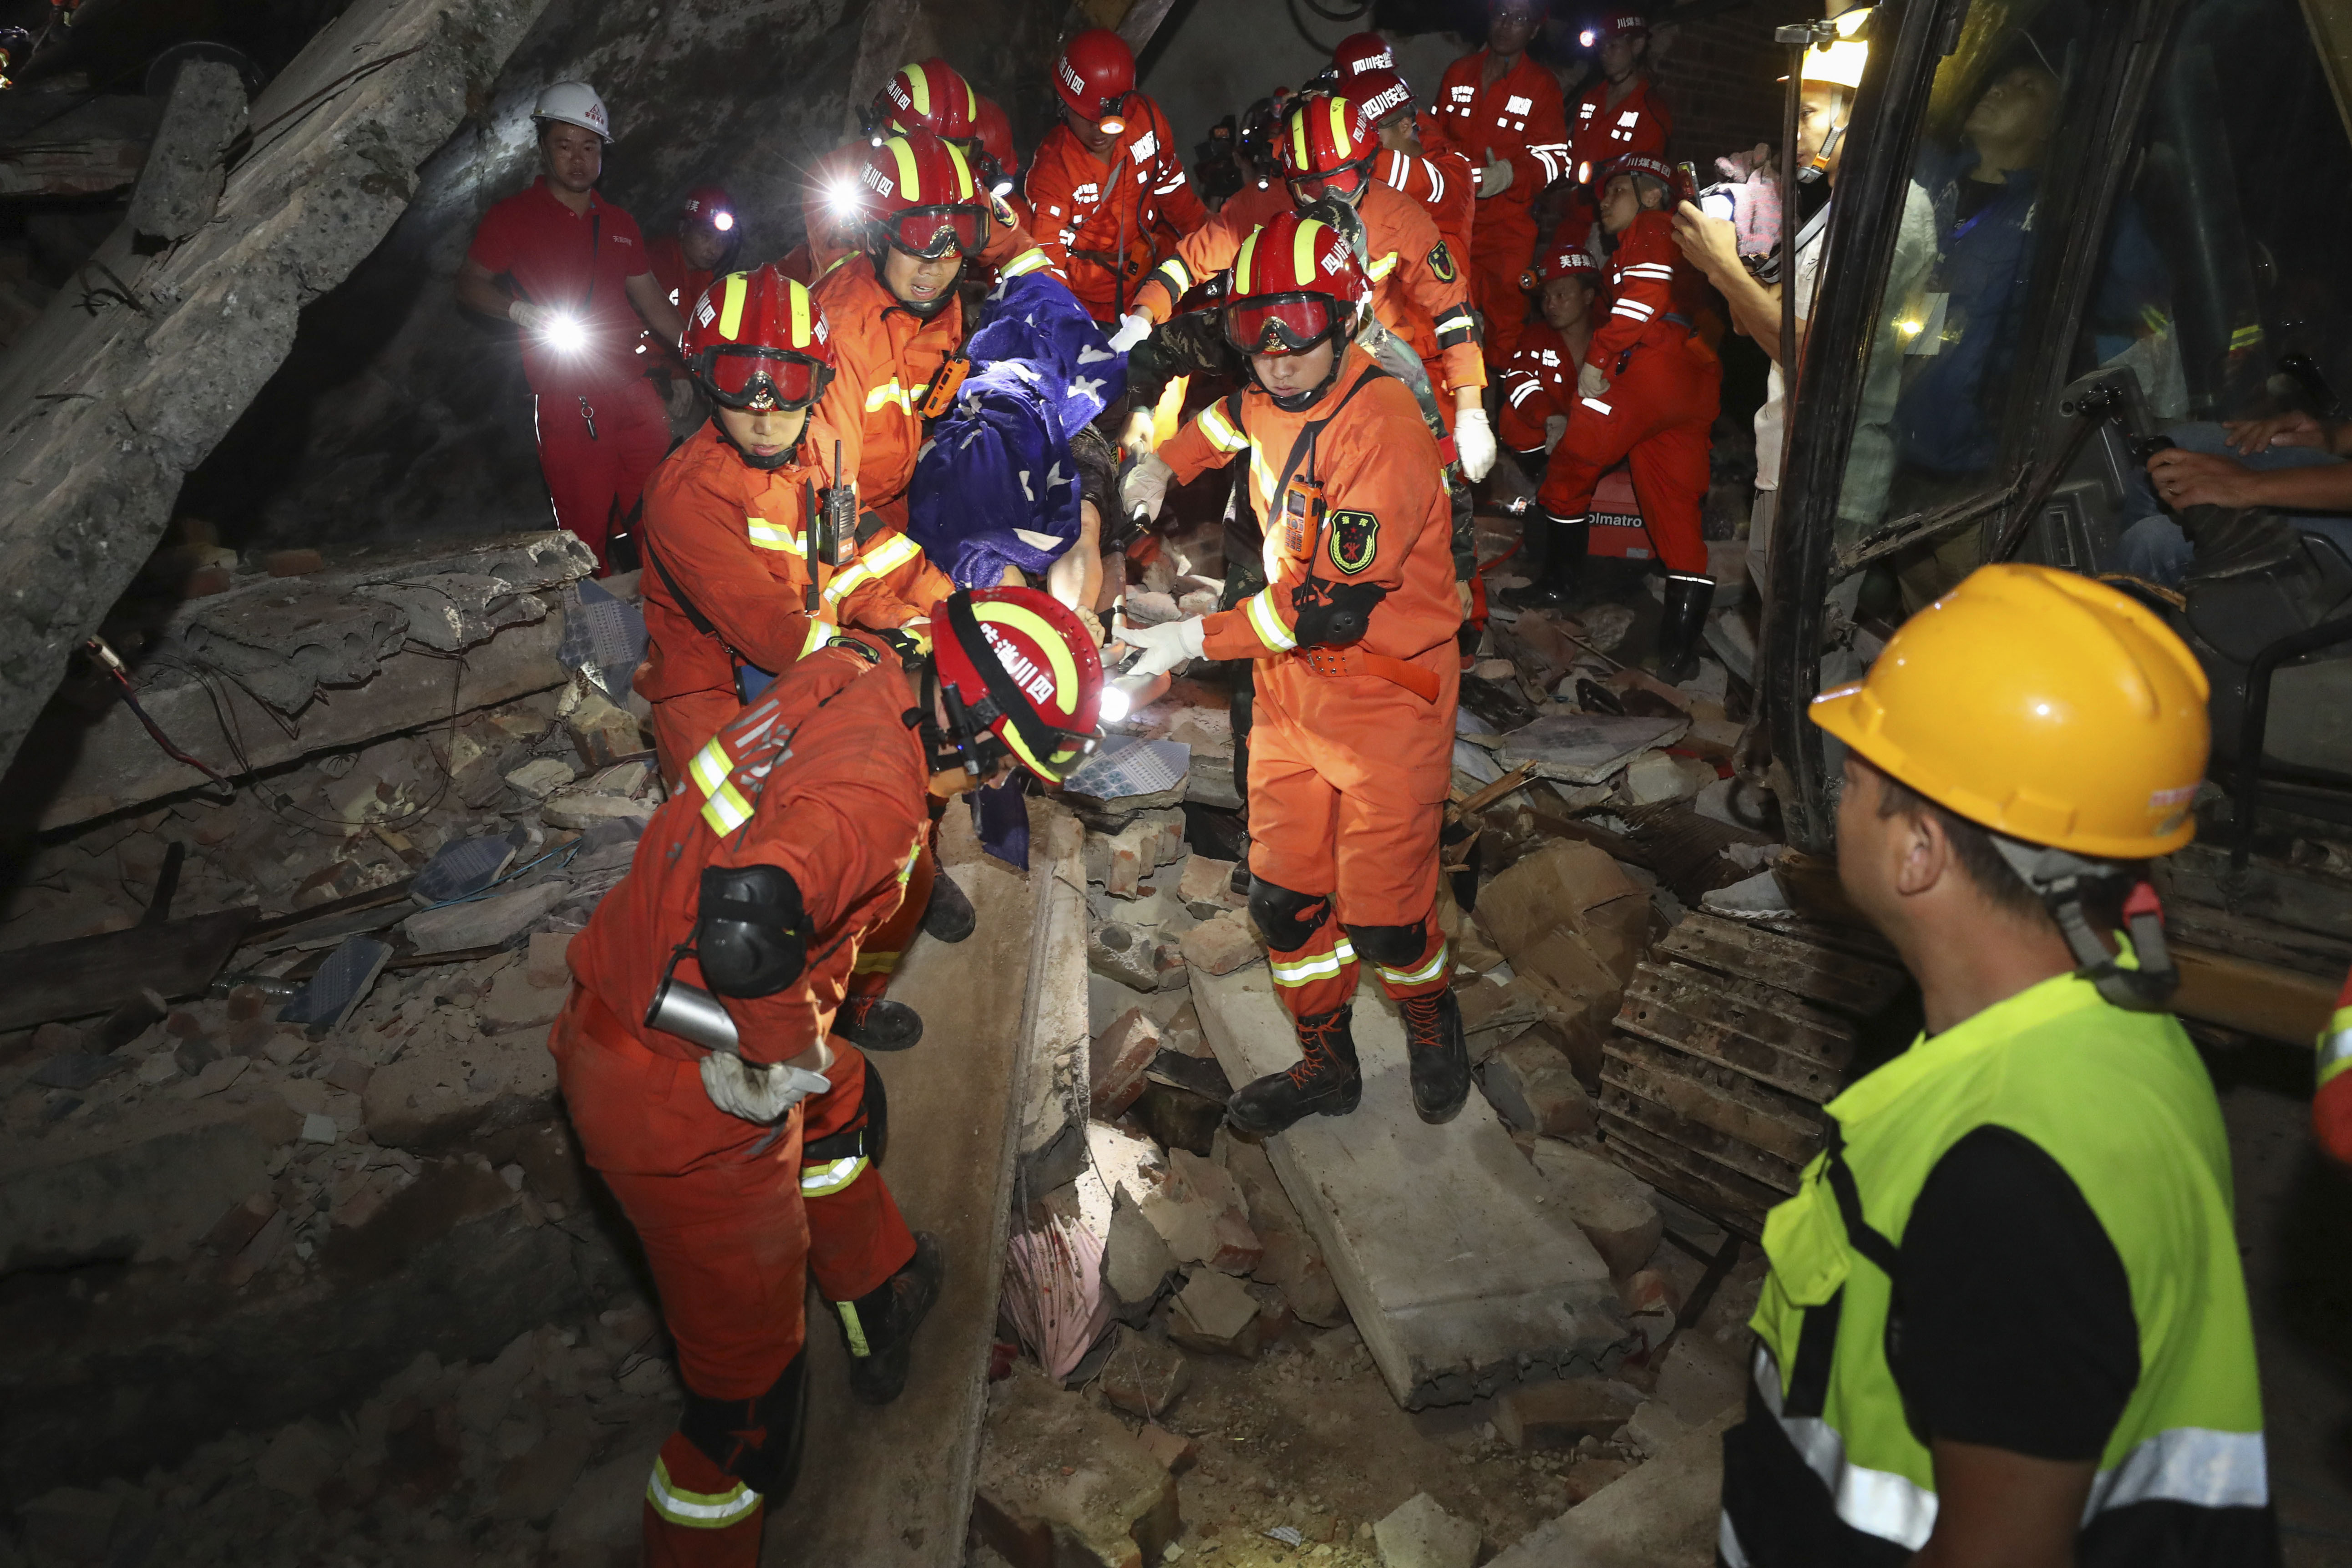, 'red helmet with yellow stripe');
1222,208,1371,395
858,128,991,260
932,588,1105,783
877,57,981,146
680,265,837,413
1277,92,1380,205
